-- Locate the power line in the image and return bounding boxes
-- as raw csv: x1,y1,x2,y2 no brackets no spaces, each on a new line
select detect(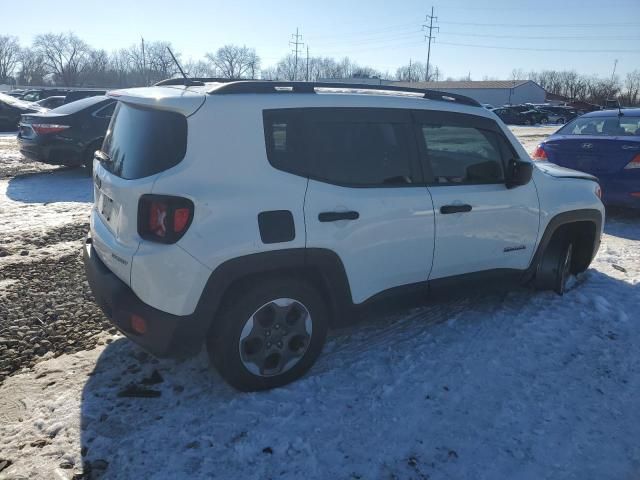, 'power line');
440,31,640,40
438,20,638,28
436,40,639,53
422,6,439,81
289,28,304,80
